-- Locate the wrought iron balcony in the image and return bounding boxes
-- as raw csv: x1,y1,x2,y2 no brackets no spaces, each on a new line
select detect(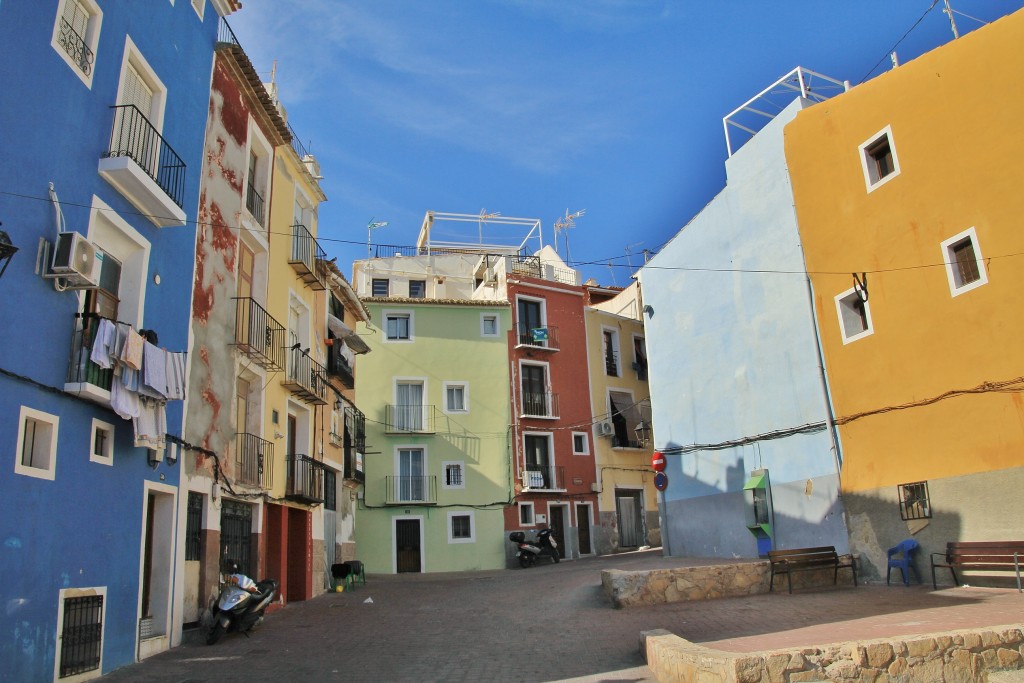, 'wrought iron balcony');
522,391,559,419
235,433,273,489
611,436,645,450
245,183,265,227
385,405,436,434
522,466,565,491
385,476,437,505
233,297,285,371
345,405,366,452
57,17,94,76
282,346,329,405
344,447,364,484
509,254,542,279
101,105,186,221
326,343,354,389
515,324,559,350
289,224,327,290
285,454,324,505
